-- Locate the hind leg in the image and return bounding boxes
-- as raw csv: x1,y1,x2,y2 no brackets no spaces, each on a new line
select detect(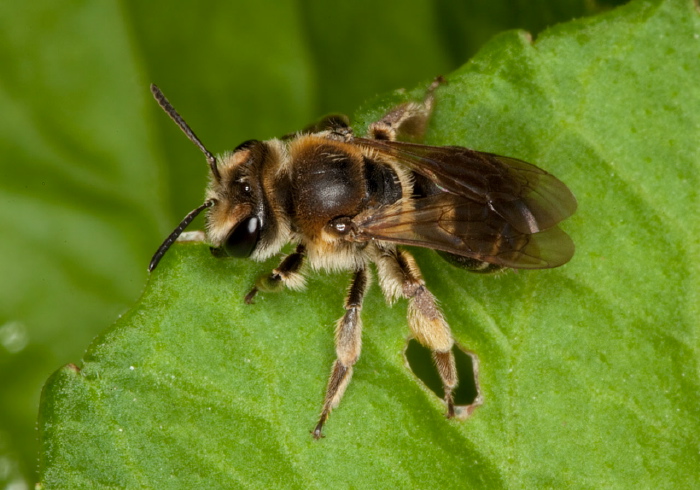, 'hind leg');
367,76,444,142
374,247,457,416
